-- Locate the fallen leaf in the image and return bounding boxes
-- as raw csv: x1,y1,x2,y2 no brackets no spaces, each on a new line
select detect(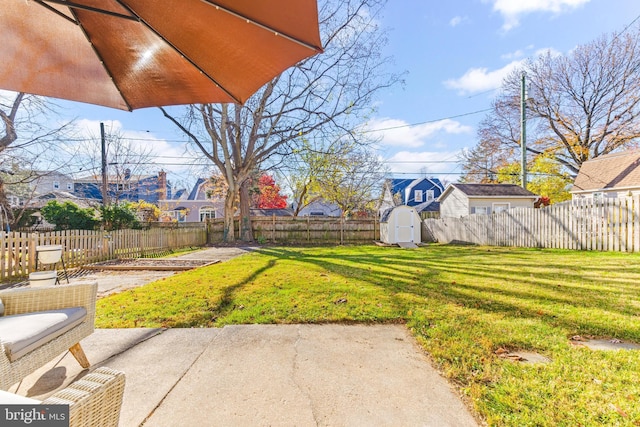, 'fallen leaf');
505,354,524,361
334,298,347,304
609,403,628,418
570,335,585,341
610,339,622,344
495,348,509,355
